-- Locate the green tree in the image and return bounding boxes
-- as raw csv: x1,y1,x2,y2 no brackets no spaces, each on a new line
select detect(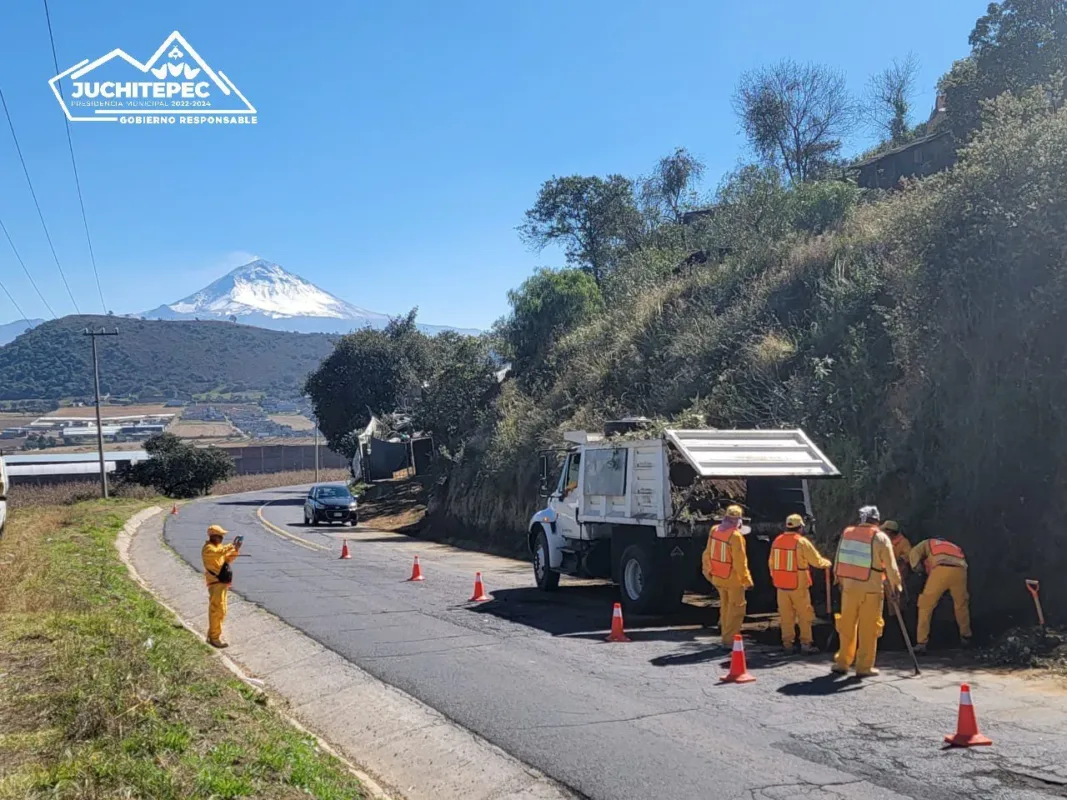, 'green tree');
865,53,921,143
640,147,706,225
942,0,1067,135
415,333,499,457
734,60,857,182
124,433,235,497
519,175,643,284
304,310,433,451
498,268,604,388
708,165,789,247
